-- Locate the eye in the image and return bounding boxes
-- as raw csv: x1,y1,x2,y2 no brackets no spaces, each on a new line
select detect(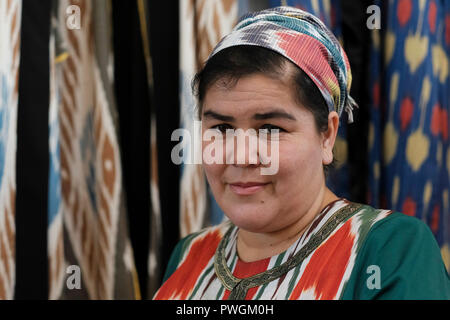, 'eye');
211,123,233,133
259,124,285,133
